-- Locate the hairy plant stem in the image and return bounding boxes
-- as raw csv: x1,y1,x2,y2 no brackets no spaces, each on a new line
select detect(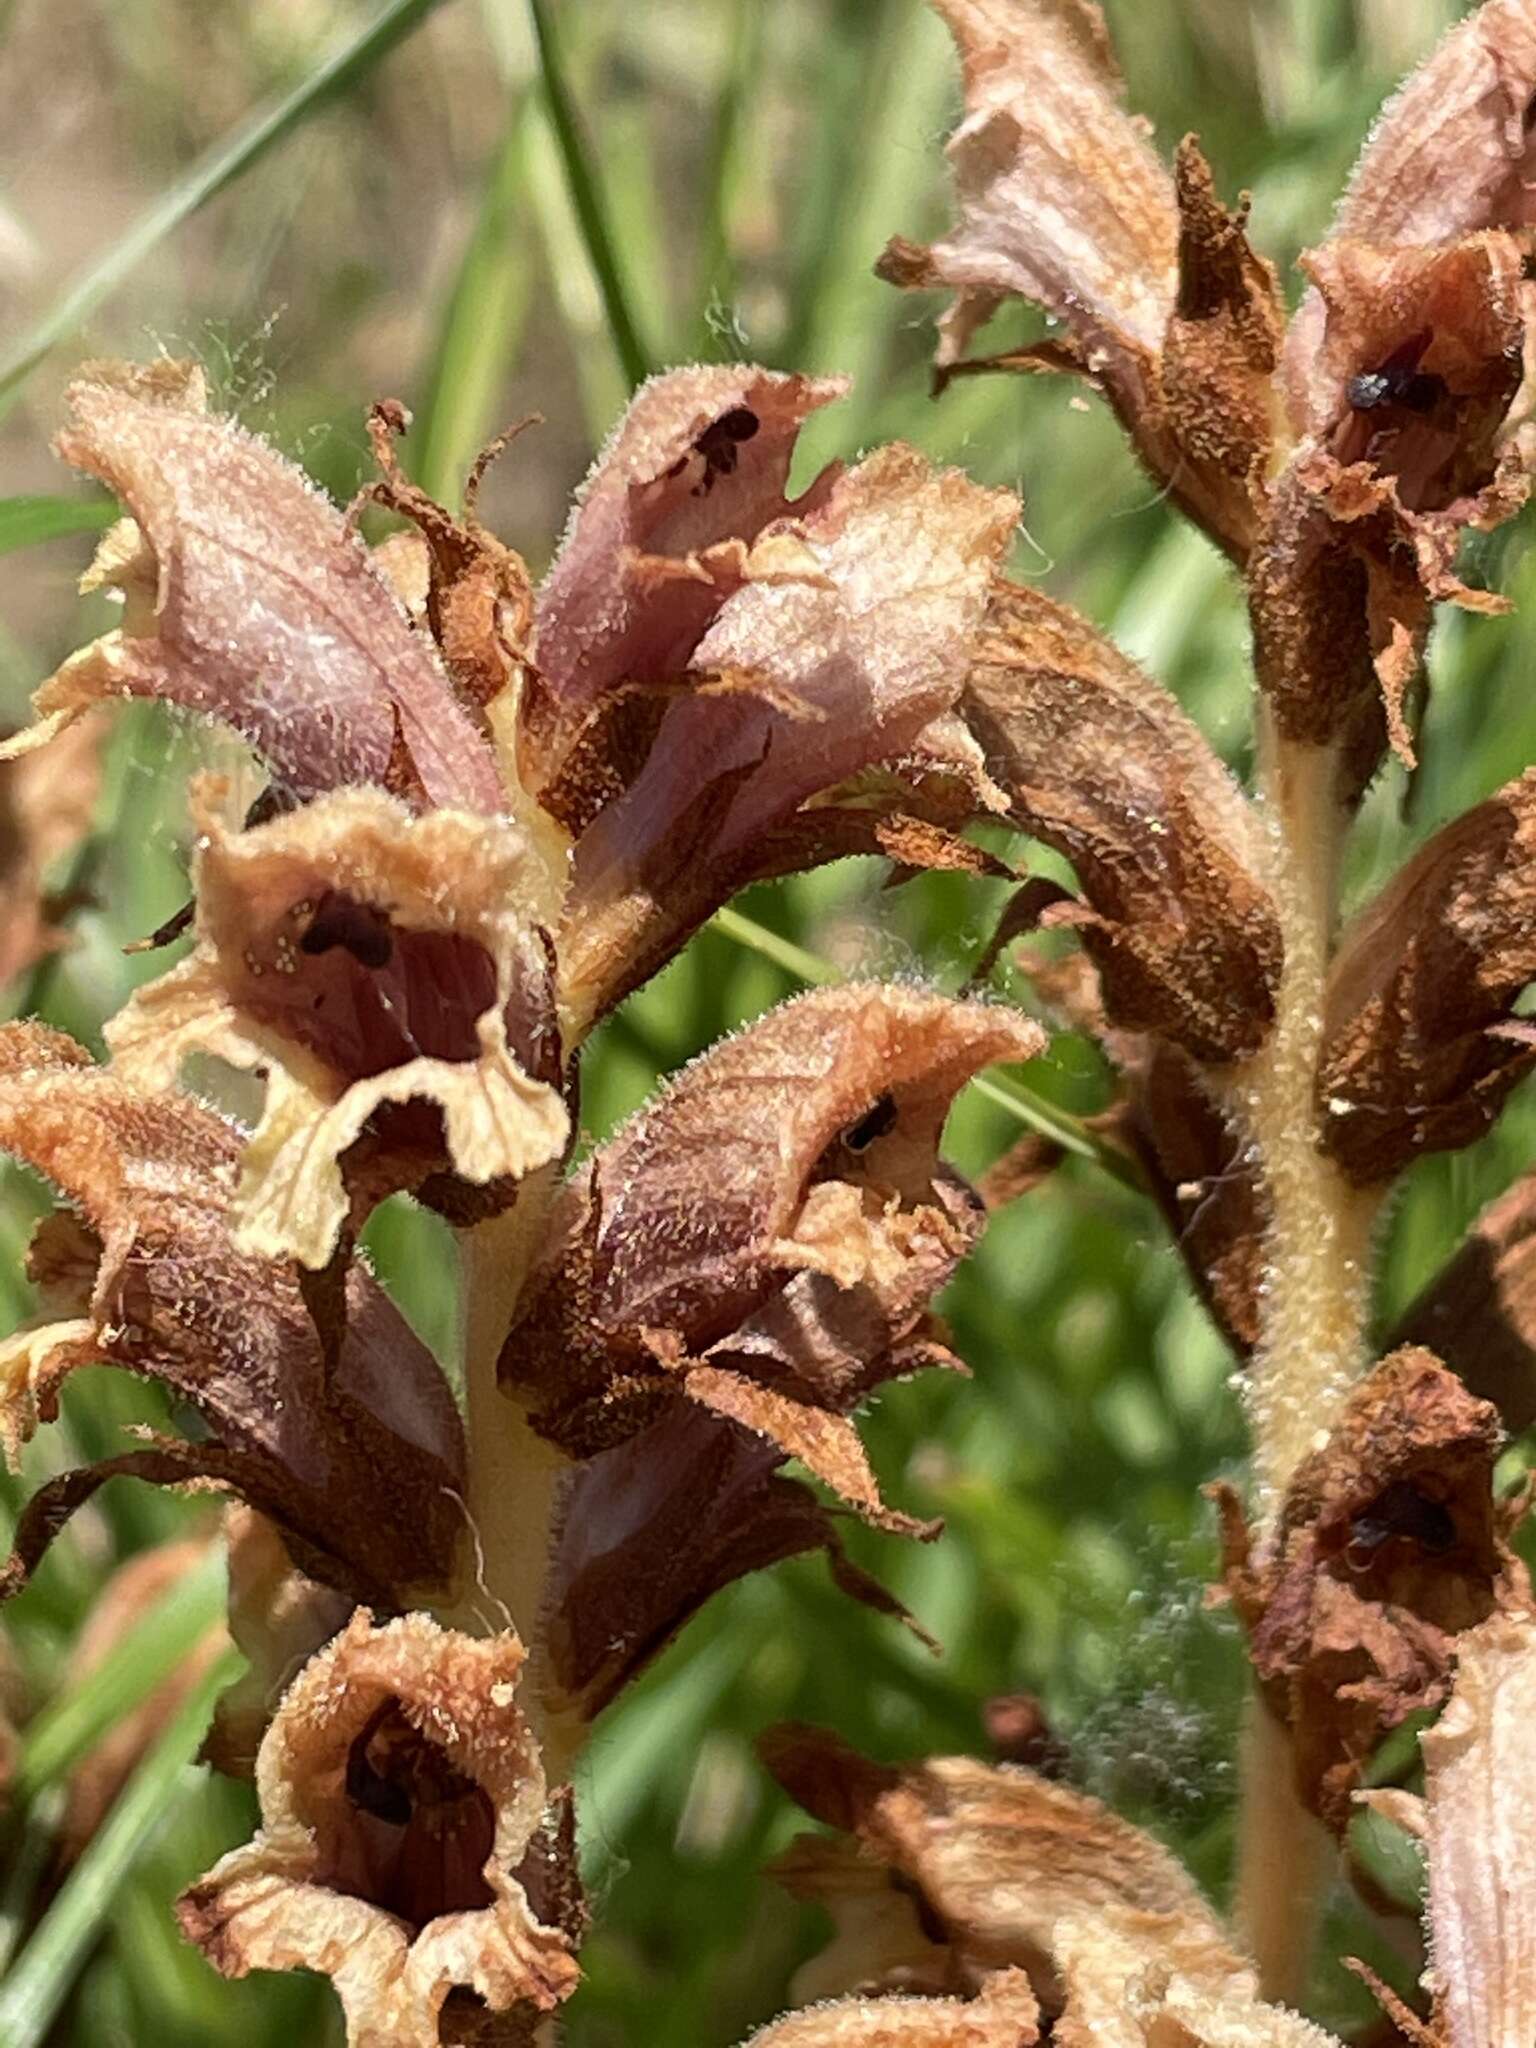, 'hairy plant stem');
443,1177,585,1786
1223,710,1384,2000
